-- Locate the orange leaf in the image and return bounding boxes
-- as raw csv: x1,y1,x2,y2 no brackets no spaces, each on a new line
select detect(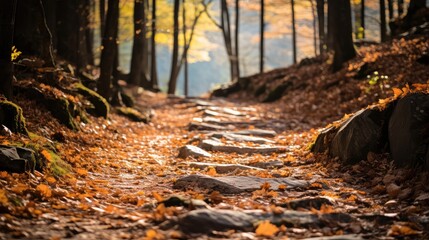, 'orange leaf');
152,191,164,202
388,224,420,236
255,220,279,237
207,167,217,176
36,184,52,198
45,176,56,185
0,189,9,205
392,87,403,98
261,182,271,190
76,168,88,176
